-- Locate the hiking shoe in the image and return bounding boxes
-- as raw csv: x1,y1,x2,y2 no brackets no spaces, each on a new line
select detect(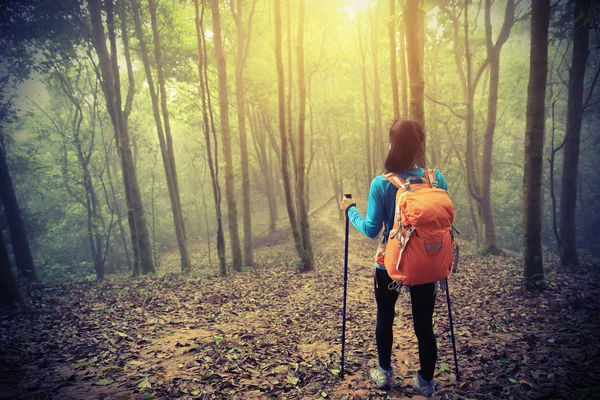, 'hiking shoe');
412,372,435,397
370,365,393,390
